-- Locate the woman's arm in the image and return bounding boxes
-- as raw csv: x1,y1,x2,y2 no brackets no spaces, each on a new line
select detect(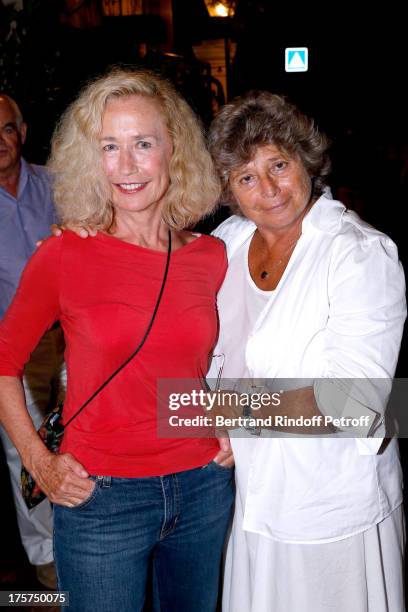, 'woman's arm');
210,387,335,434
0,238,94,505
0,376,93,506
